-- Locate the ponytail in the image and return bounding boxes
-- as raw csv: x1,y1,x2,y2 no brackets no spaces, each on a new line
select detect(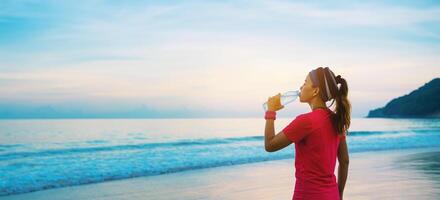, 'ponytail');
332,75,351,136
